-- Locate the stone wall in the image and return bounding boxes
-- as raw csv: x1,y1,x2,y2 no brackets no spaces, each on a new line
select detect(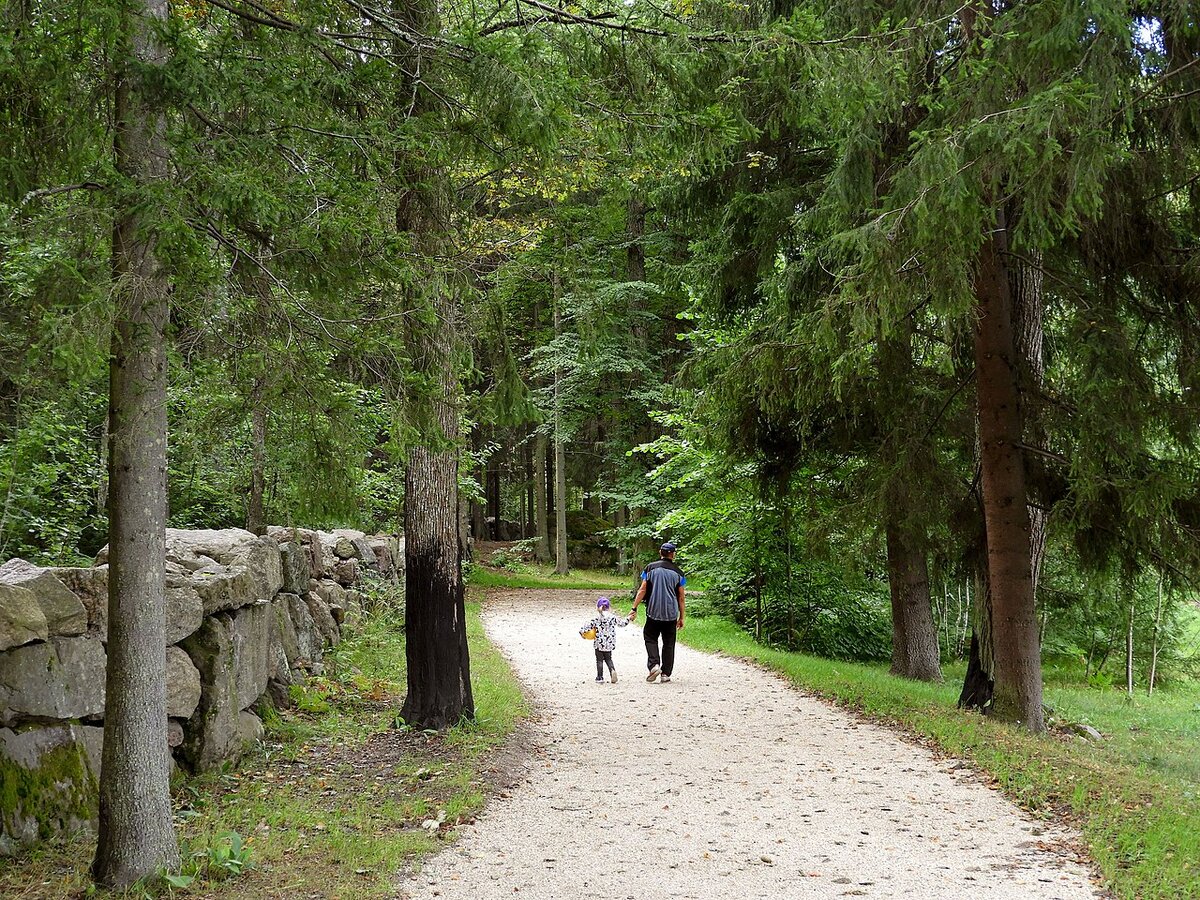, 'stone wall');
0,526,402,856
